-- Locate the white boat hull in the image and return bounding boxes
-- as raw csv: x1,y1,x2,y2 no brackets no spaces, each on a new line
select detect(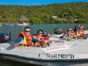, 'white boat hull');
1,54,88,66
